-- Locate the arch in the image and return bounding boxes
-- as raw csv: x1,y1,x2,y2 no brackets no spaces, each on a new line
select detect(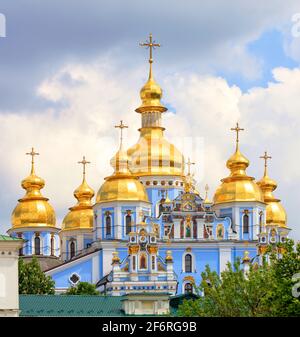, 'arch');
184,254,192,273
184,283,193,294
105,215,112,236
125,214,132,235
243,213,249,234
34,234,41,255
70,240,76,259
